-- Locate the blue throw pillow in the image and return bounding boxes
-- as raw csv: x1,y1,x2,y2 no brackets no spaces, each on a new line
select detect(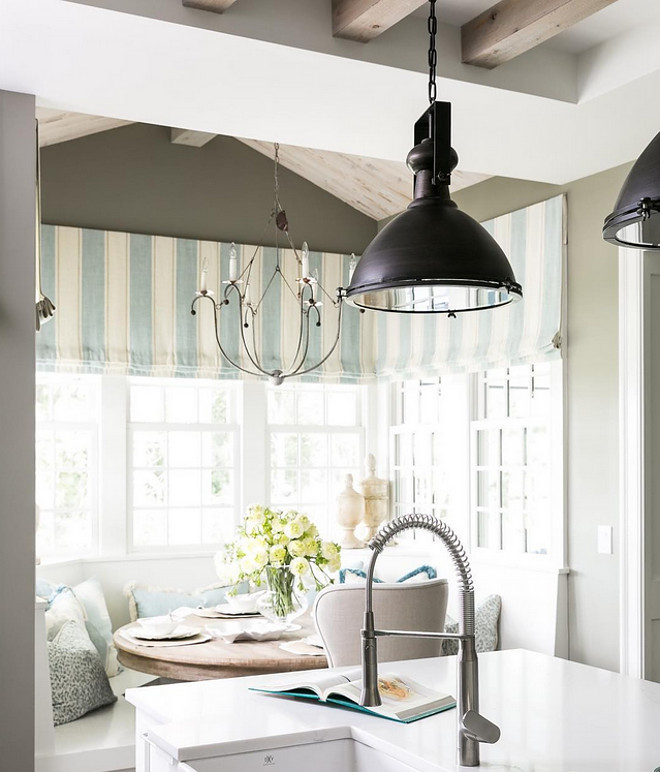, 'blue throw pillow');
338,564,437,584
124,581,241,620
